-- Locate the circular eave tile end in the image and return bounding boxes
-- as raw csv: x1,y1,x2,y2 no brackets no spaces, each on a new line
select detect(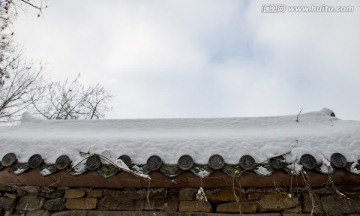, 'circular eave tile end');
86,155,102,171
330,153,347,168
2,153,17,167
270,156,286,170
118,155,132,168
55,155,71,170
208,154,224,170
178,155,194,170
147,155,163,171
300,154,317,170
28,154,43,169
239,155,256,170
